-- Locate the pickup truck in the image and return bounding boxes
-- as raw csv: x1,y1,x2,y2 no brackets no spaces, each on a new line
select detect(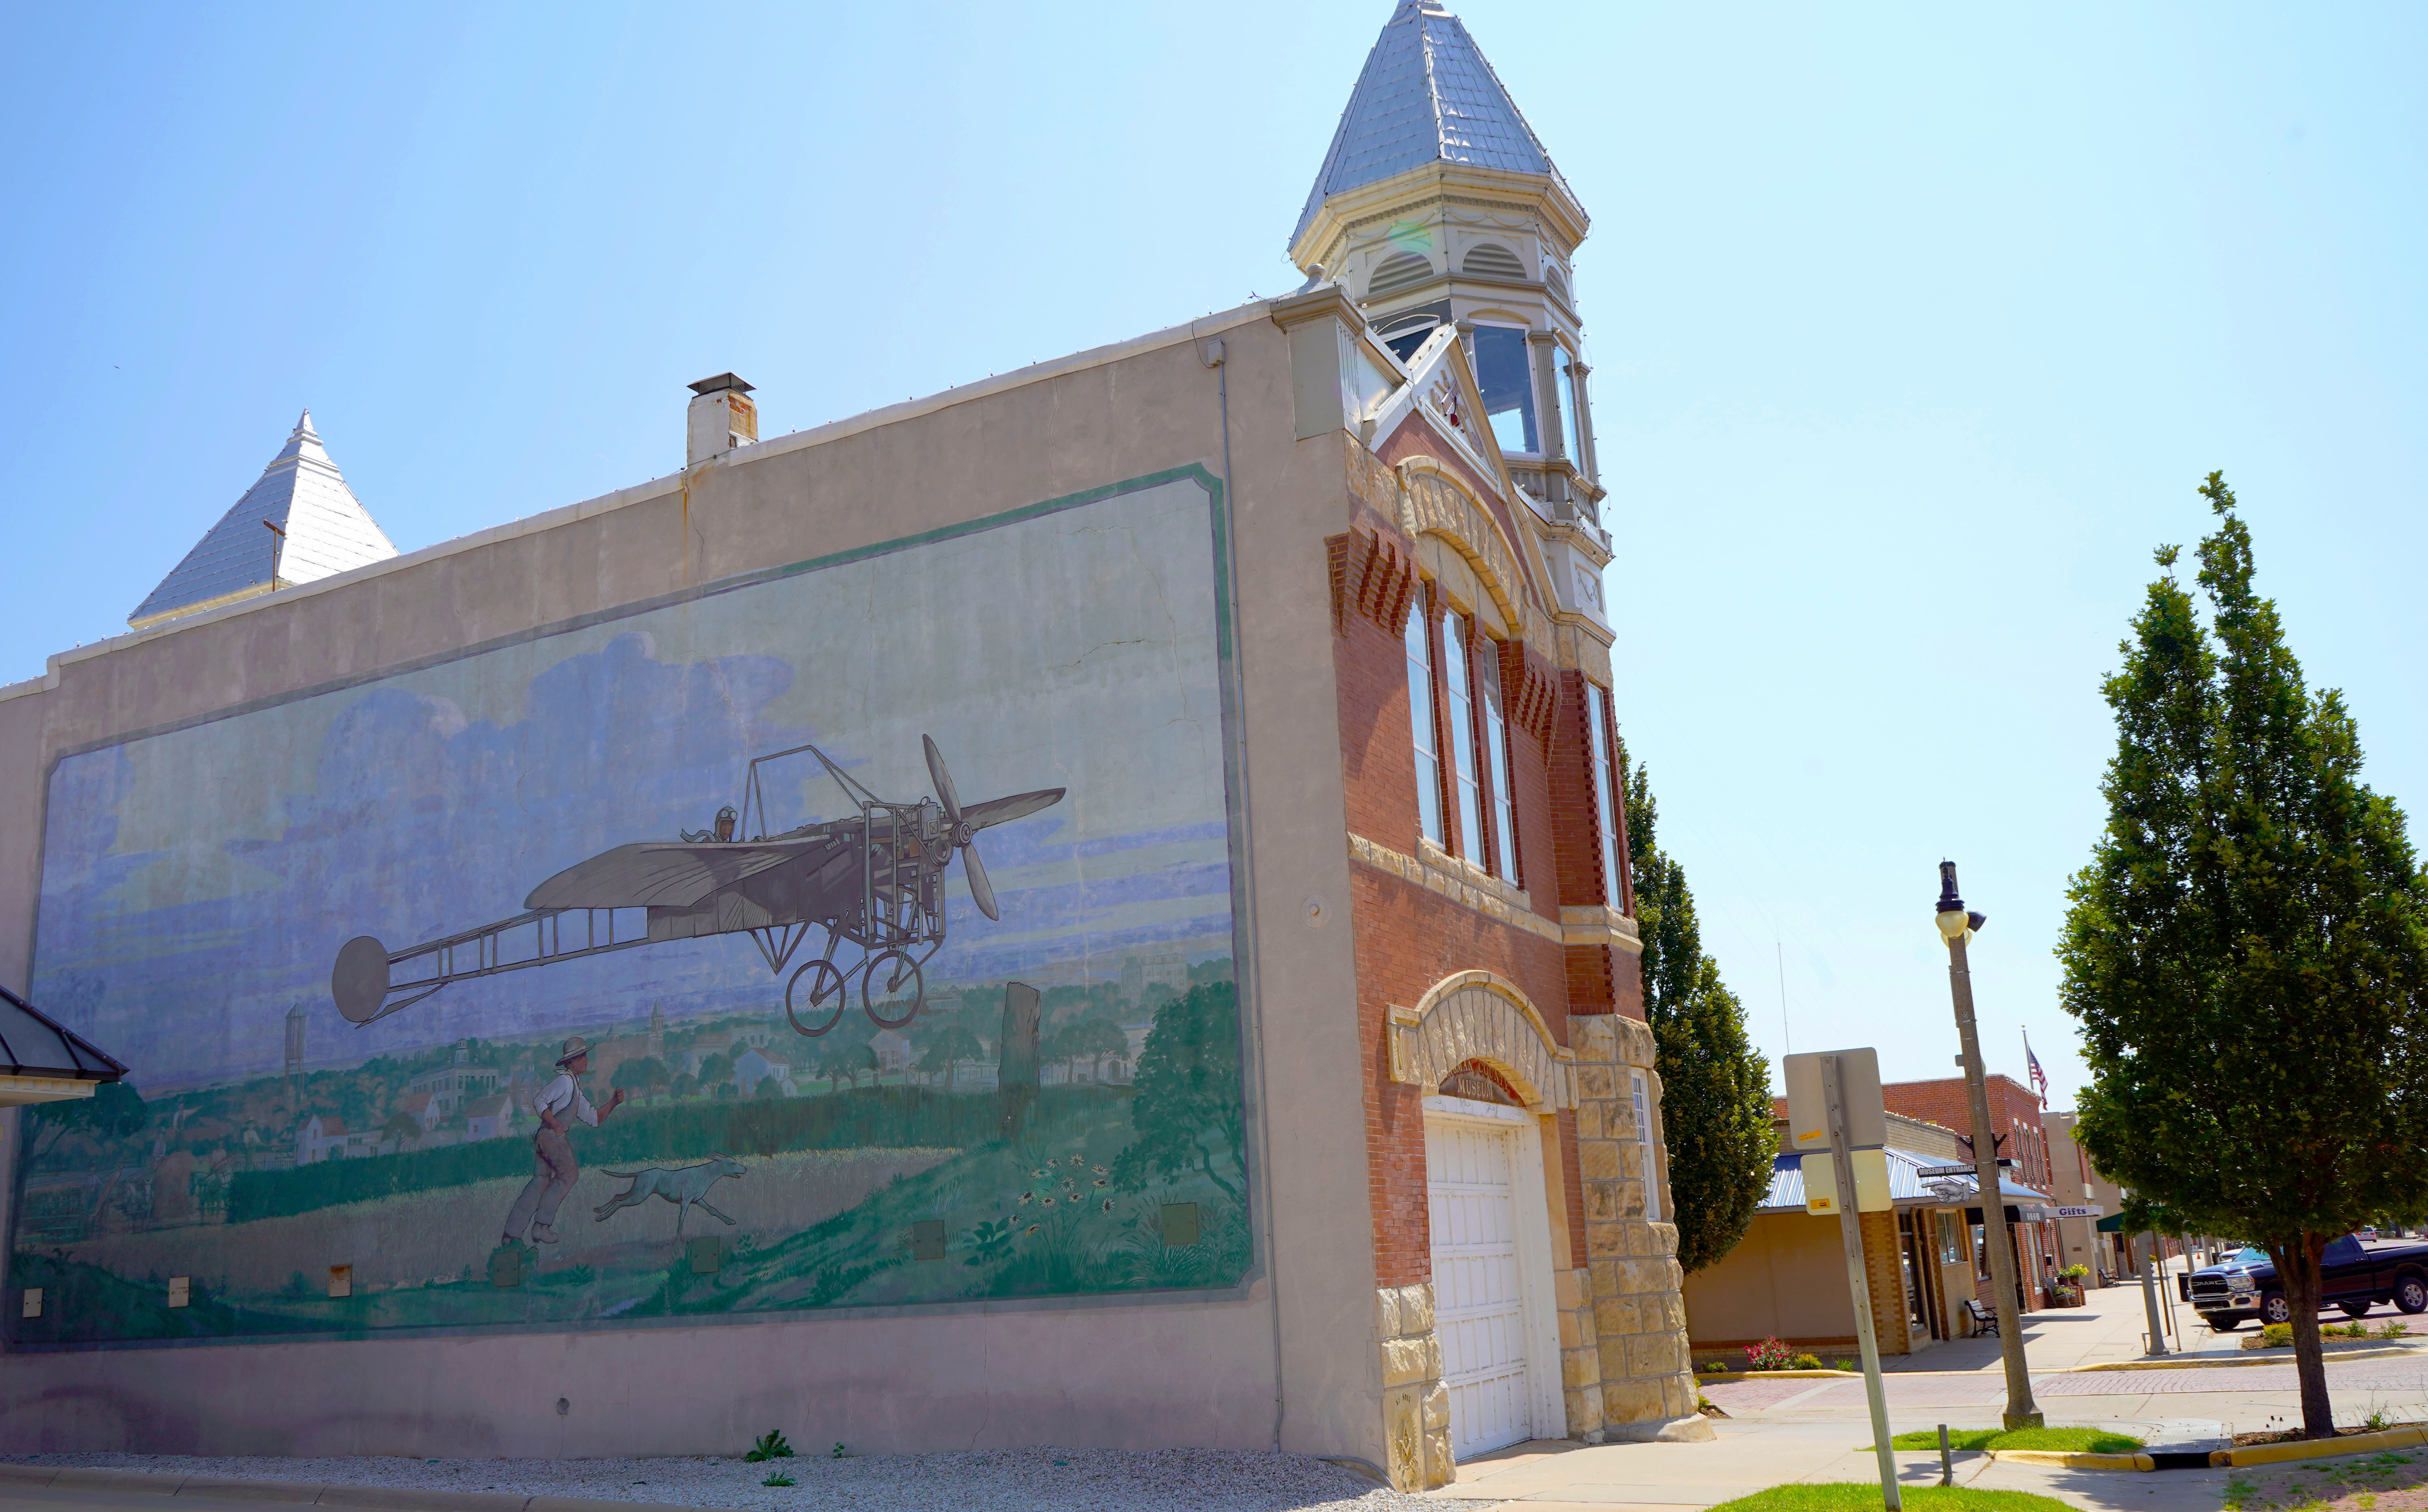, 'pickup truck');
2190,1235,2428,1330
